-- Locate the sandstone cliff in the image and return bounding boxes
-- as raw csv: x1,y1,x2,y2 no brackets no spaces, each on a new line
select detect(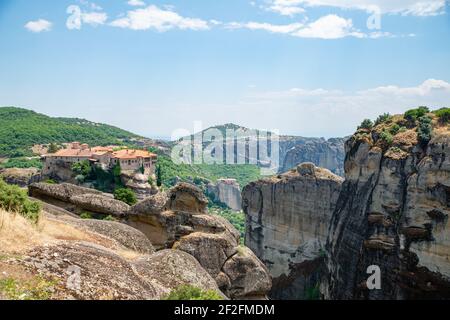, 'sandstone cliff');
242,163,343,299
327,113,450,299
280,137,346,176
207,179,242,211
